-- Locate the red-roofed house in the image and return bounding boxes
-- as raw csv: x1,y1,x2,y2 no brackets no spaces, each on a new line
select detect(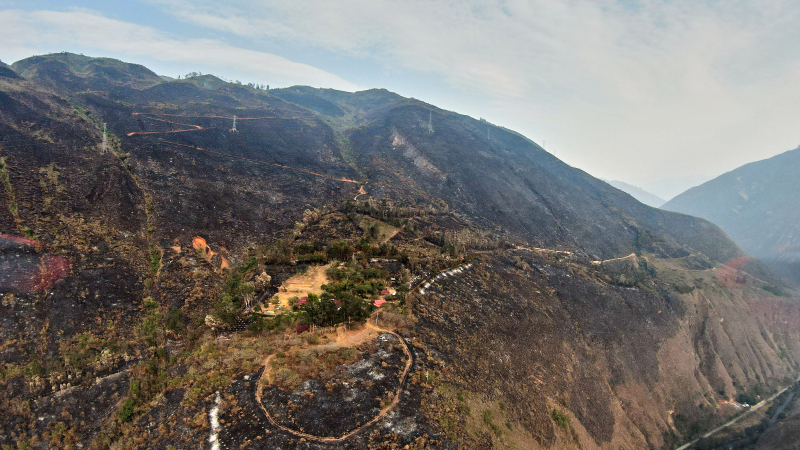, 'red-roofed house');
374,298,386,307
380,290,390,296
298,296,308,305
